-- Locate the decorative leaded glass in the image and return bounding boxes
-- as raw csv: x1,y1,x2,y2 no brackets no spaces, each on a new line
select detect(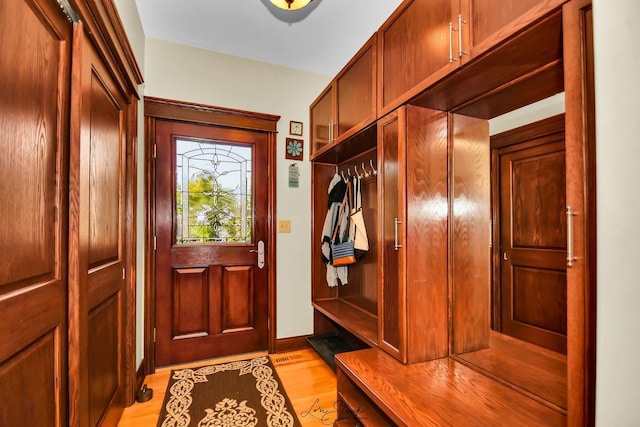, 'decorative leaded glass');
175,139,252,244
